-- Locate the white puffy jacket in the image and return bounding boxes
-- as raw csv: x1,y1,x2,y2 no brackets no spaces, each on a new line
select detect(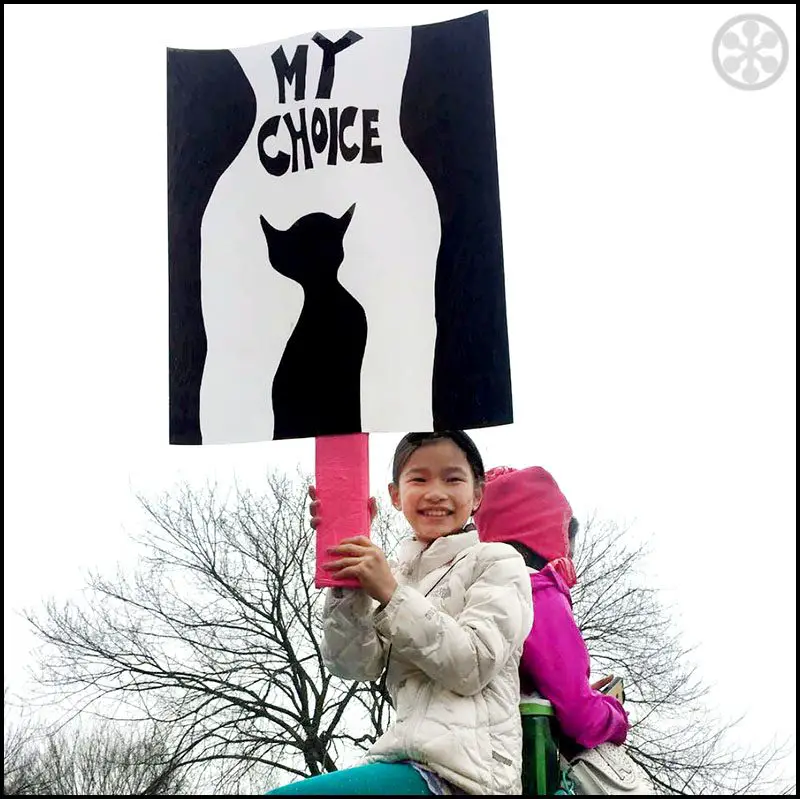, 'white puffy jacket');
322,528,534,794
